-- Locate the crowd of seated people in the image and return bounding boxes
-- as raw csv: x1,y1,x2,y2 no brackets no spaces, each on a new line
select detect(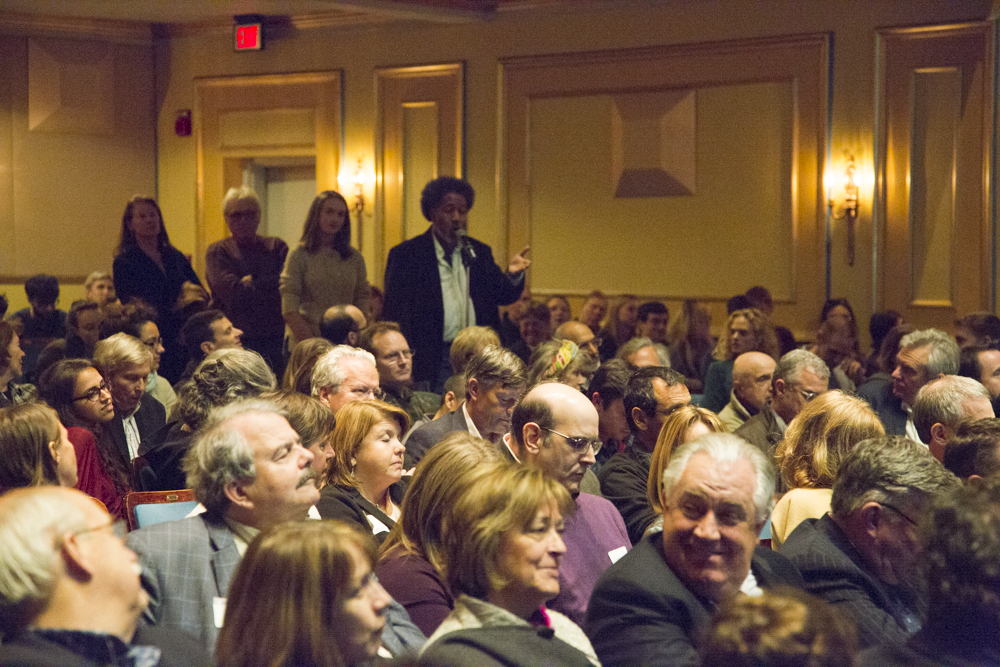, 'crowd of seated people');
3,176,1000,666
